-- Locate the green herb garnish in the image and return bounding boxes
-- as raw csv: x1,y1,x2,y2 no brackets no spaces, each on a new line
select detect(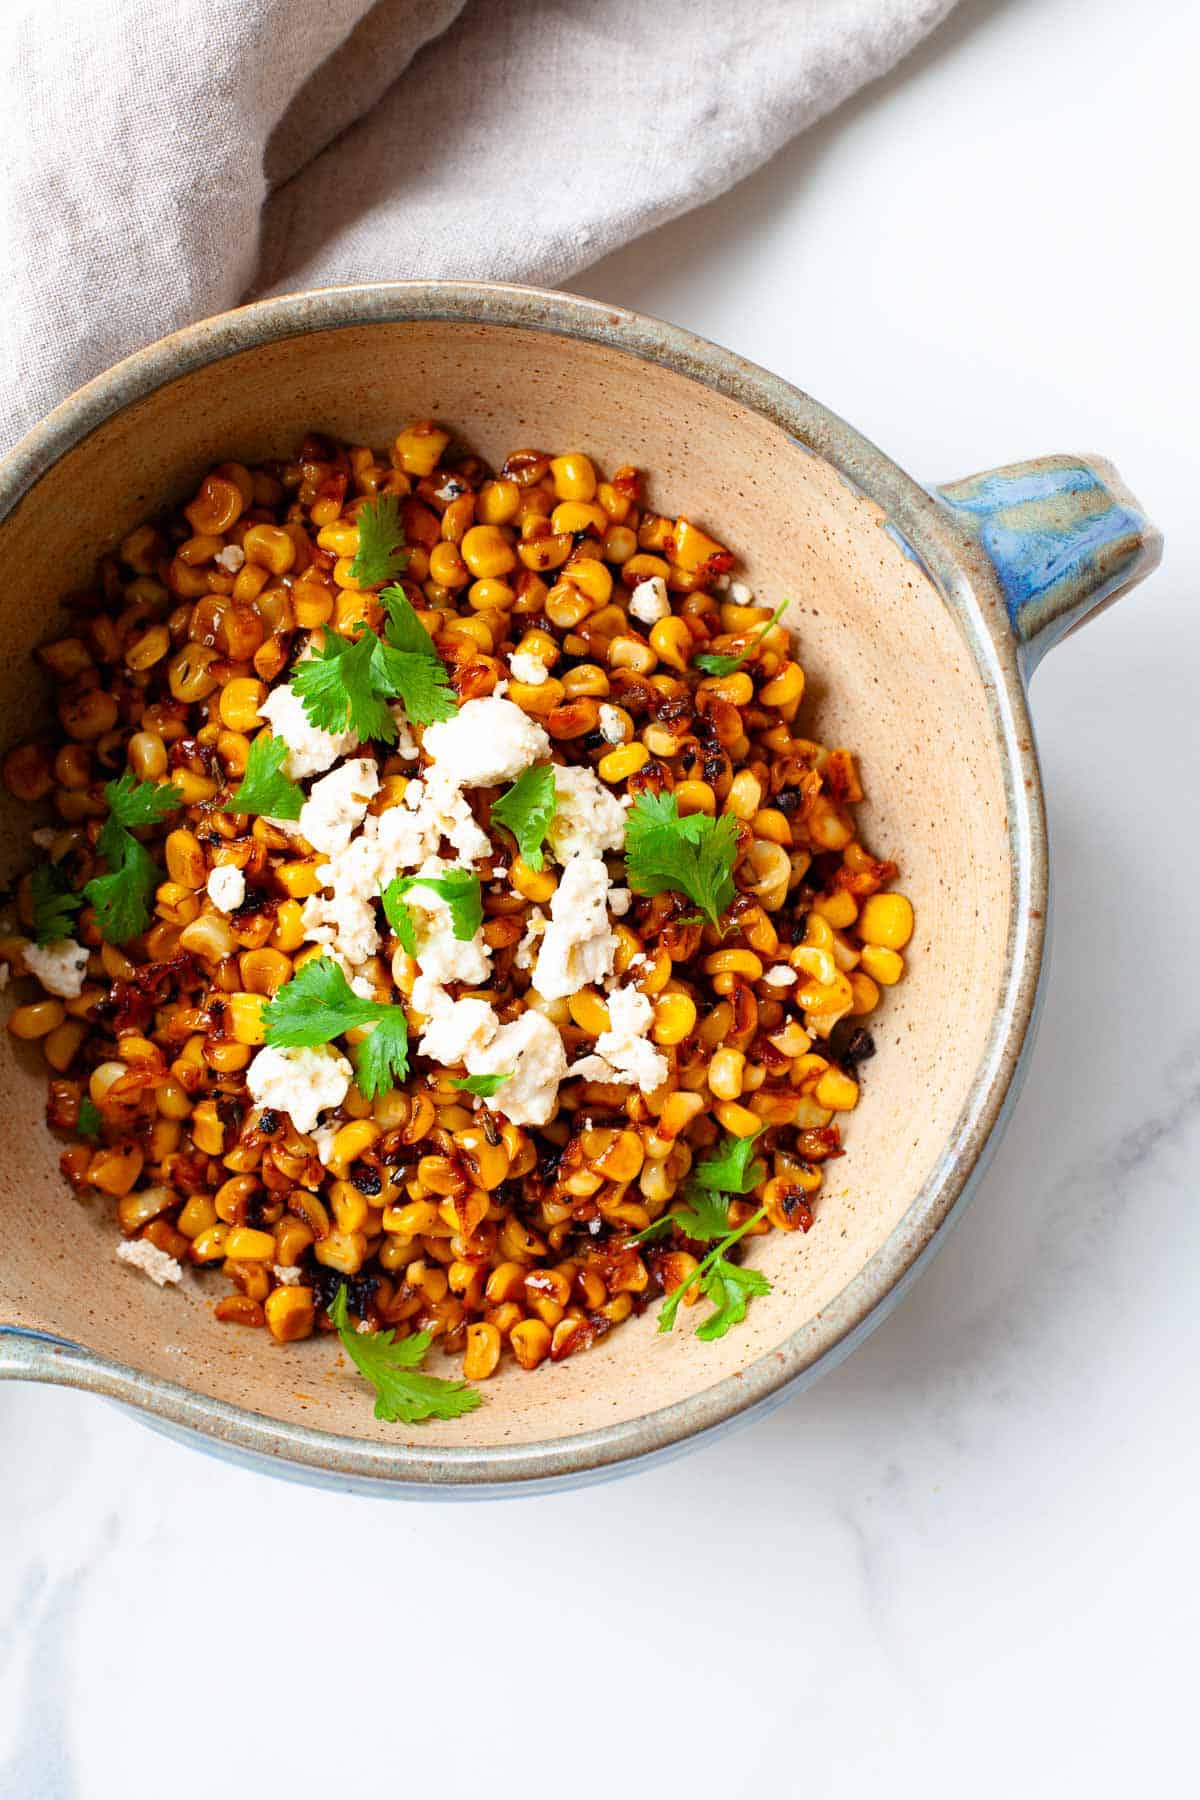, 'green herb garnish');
262,955,410,1099
228,732,304,819
452,1072,509,1098
329,1284,481,1424
76,1096,102,1140
691,1127,766,1194
382,868,483,957
632,1132,765,1245
29,860,82,946
693,602,787,677
82,774,183,944
490,764,558,872
623,790,737,931
348,494,409,589
656,1207,772,1341
289,588,456,746
377,586,458,725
